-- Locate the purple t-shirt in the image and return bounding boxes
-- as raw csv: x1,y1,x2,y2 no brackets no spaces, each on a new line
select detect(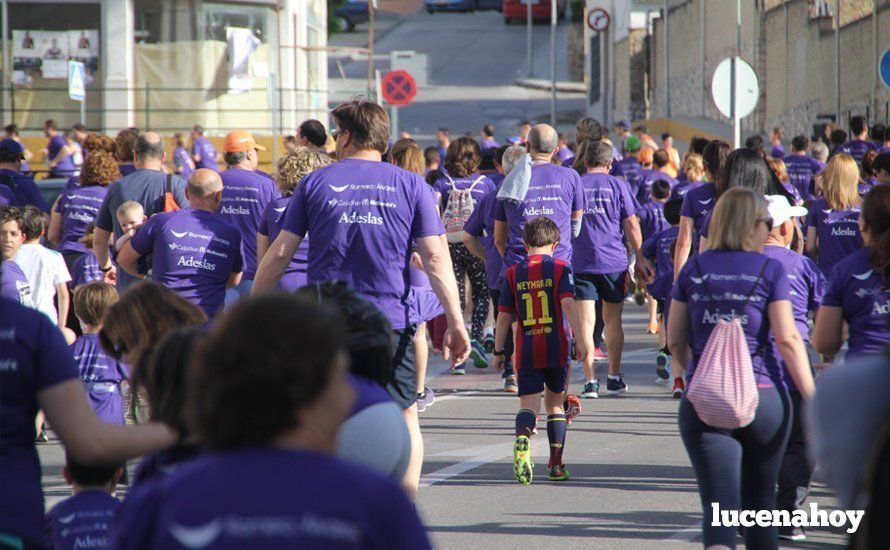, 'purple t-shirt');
69,251,102,289
281,159,444,330
350,373,394,416
642,225,679,278
619,157,642,186
0,300,79,545
71,333,129,425
0,260,32,305
258,195,309,292
784,154,823,201
637,200,669,242
671,250,792,389
55,185,108,254
563,155,626,179
480,138,500,151
48,135,76,176
807,198,863,275
191,137,218,171
781,180,803,205
0,184,14,206
670,179,703,201
118,163,137,177
218,168,281,279
462,187,502,290
572,172,635,275
434,173,496,208
822,248,890,358
495,163,585,274
679,182,717,247
635,169,677,206
770,144,786,159
109,448,430,550
762,245,825,343
45,490,120,550
0,168,50,212
130,209,243,318
173,146,193,180
556,146,574,163
837,139,877,164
